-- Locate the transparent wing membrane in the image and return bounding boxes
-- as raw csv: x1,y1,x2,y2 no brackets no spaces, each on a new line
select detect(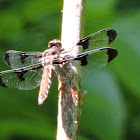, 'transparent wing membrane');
74,47,118,75
77,29,117,52
4,50,42,69
0,64,43,90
